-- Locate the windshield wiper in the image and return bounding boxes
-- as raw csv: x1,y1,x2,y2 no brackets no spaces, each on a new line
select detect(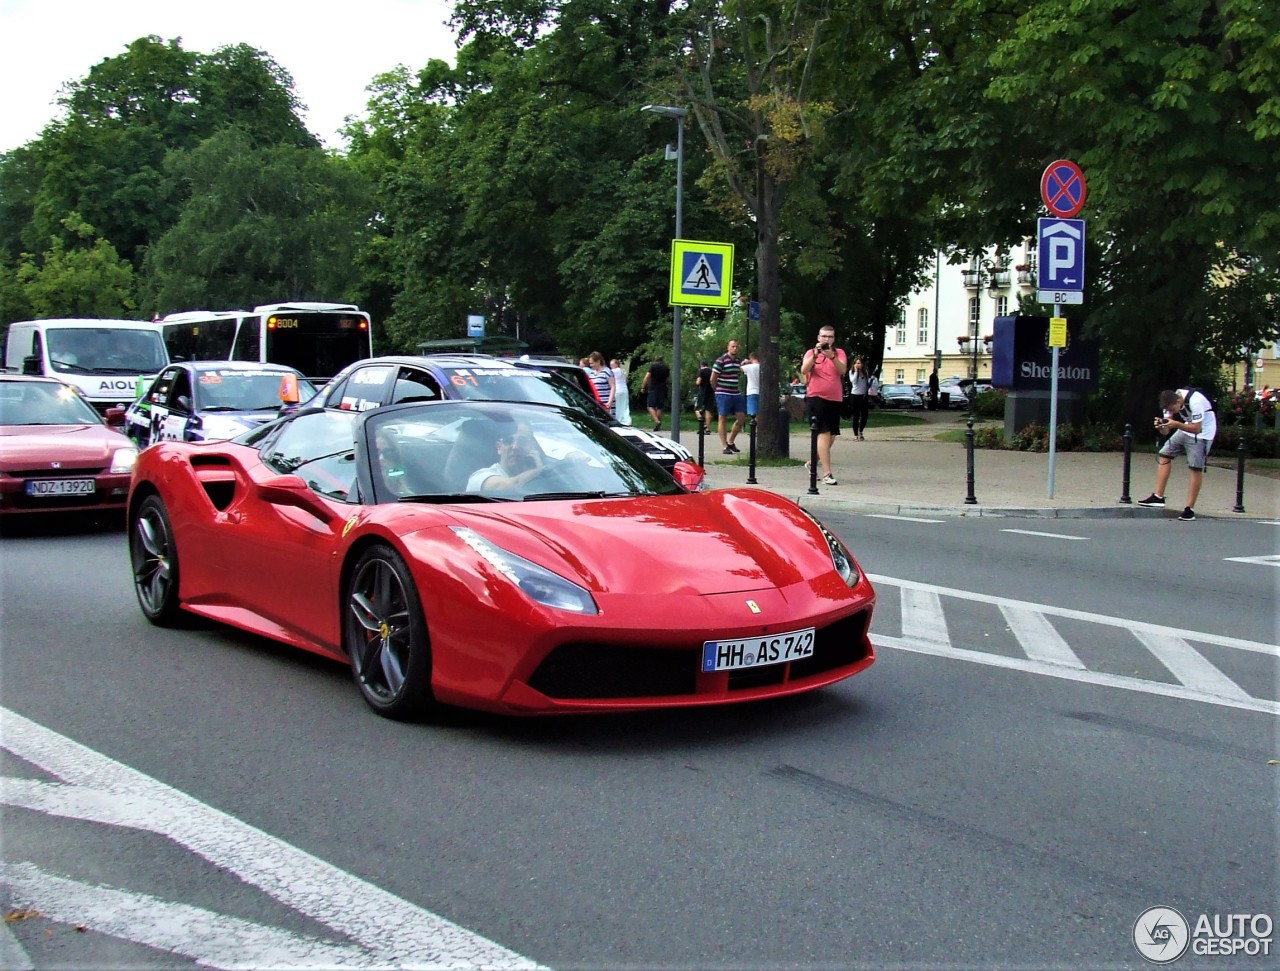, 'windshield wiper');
395,493,511,504
521,490,620,501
